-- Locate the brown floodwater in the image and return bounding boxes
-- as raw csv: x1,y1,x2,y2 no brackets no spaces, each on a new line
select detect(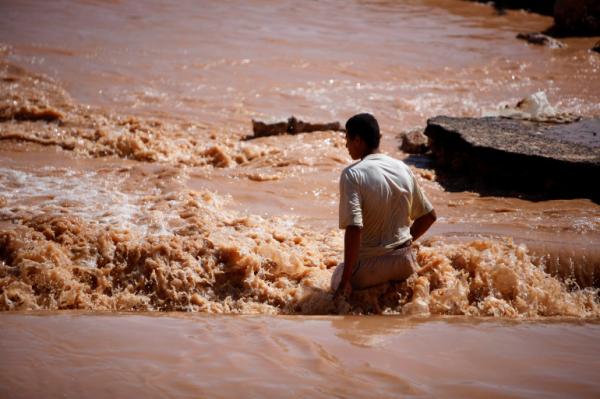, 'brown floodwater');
1,0,599,396
1,313,600,398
